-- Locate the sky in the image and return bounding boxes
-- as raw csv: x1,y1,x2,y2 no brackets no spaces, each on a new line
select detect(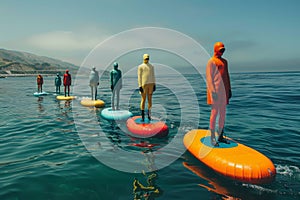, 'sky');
0,0,299,73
